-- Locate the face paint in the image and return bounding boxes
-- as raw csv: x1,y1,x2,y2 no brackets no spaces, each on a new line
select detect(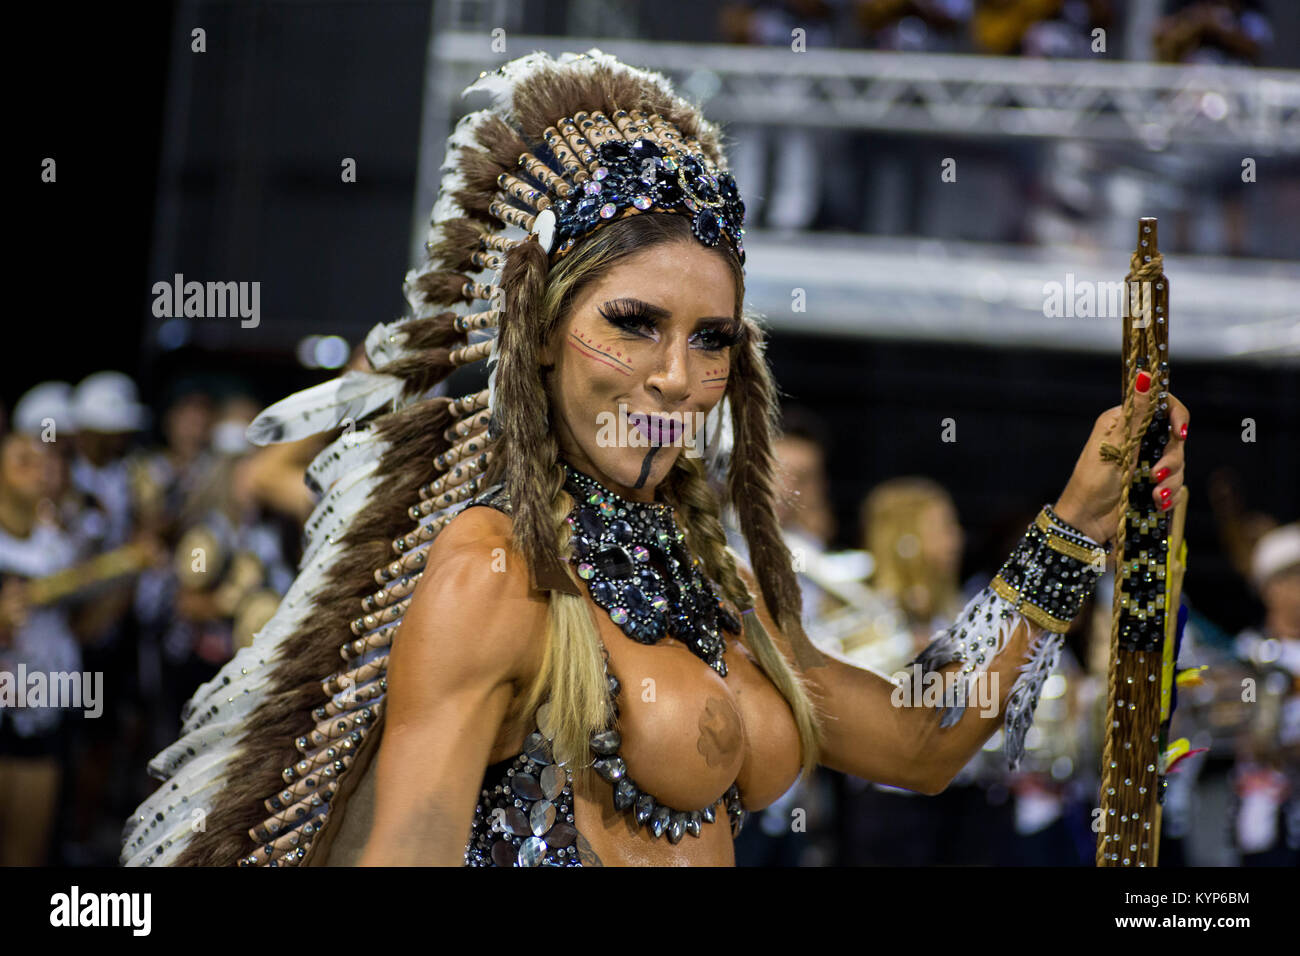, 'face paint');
567,330,633,376
541,241,738,502
700,365,728,392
